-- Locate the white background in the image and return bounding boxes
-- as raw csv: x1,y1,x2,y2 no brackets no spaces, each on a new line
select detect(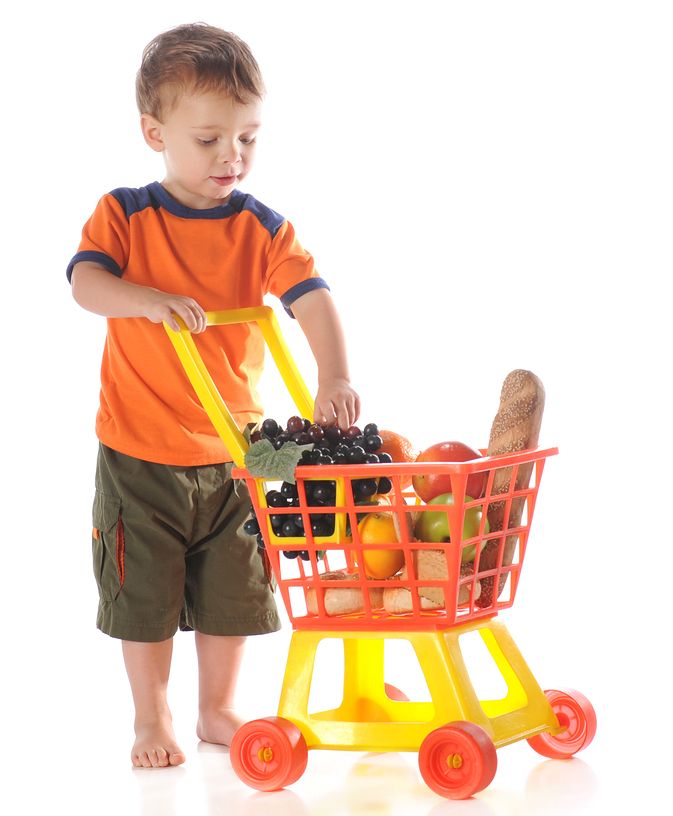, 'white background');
1,1,671,813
